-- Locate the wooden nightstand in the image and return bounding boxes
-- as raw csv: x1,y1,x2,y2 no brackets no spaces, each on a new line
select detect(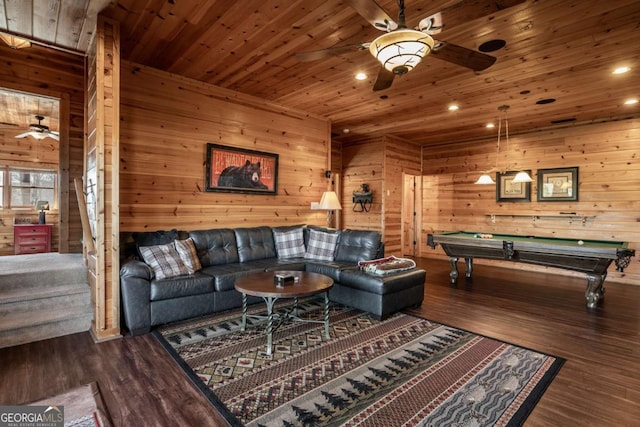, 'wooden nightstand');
14,224,53,255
